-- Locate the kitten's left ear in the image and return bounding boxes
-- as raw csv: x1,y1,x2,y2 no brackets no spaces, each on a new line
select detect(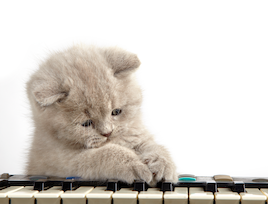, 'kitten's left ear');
101,47,141,78
30,80,69,107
